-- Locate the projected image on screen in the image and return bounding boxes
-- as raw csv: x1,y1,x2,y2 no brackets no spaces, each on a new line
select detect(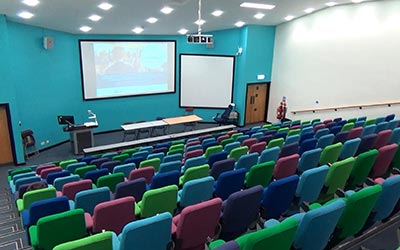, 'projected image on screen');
79,40,176,100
